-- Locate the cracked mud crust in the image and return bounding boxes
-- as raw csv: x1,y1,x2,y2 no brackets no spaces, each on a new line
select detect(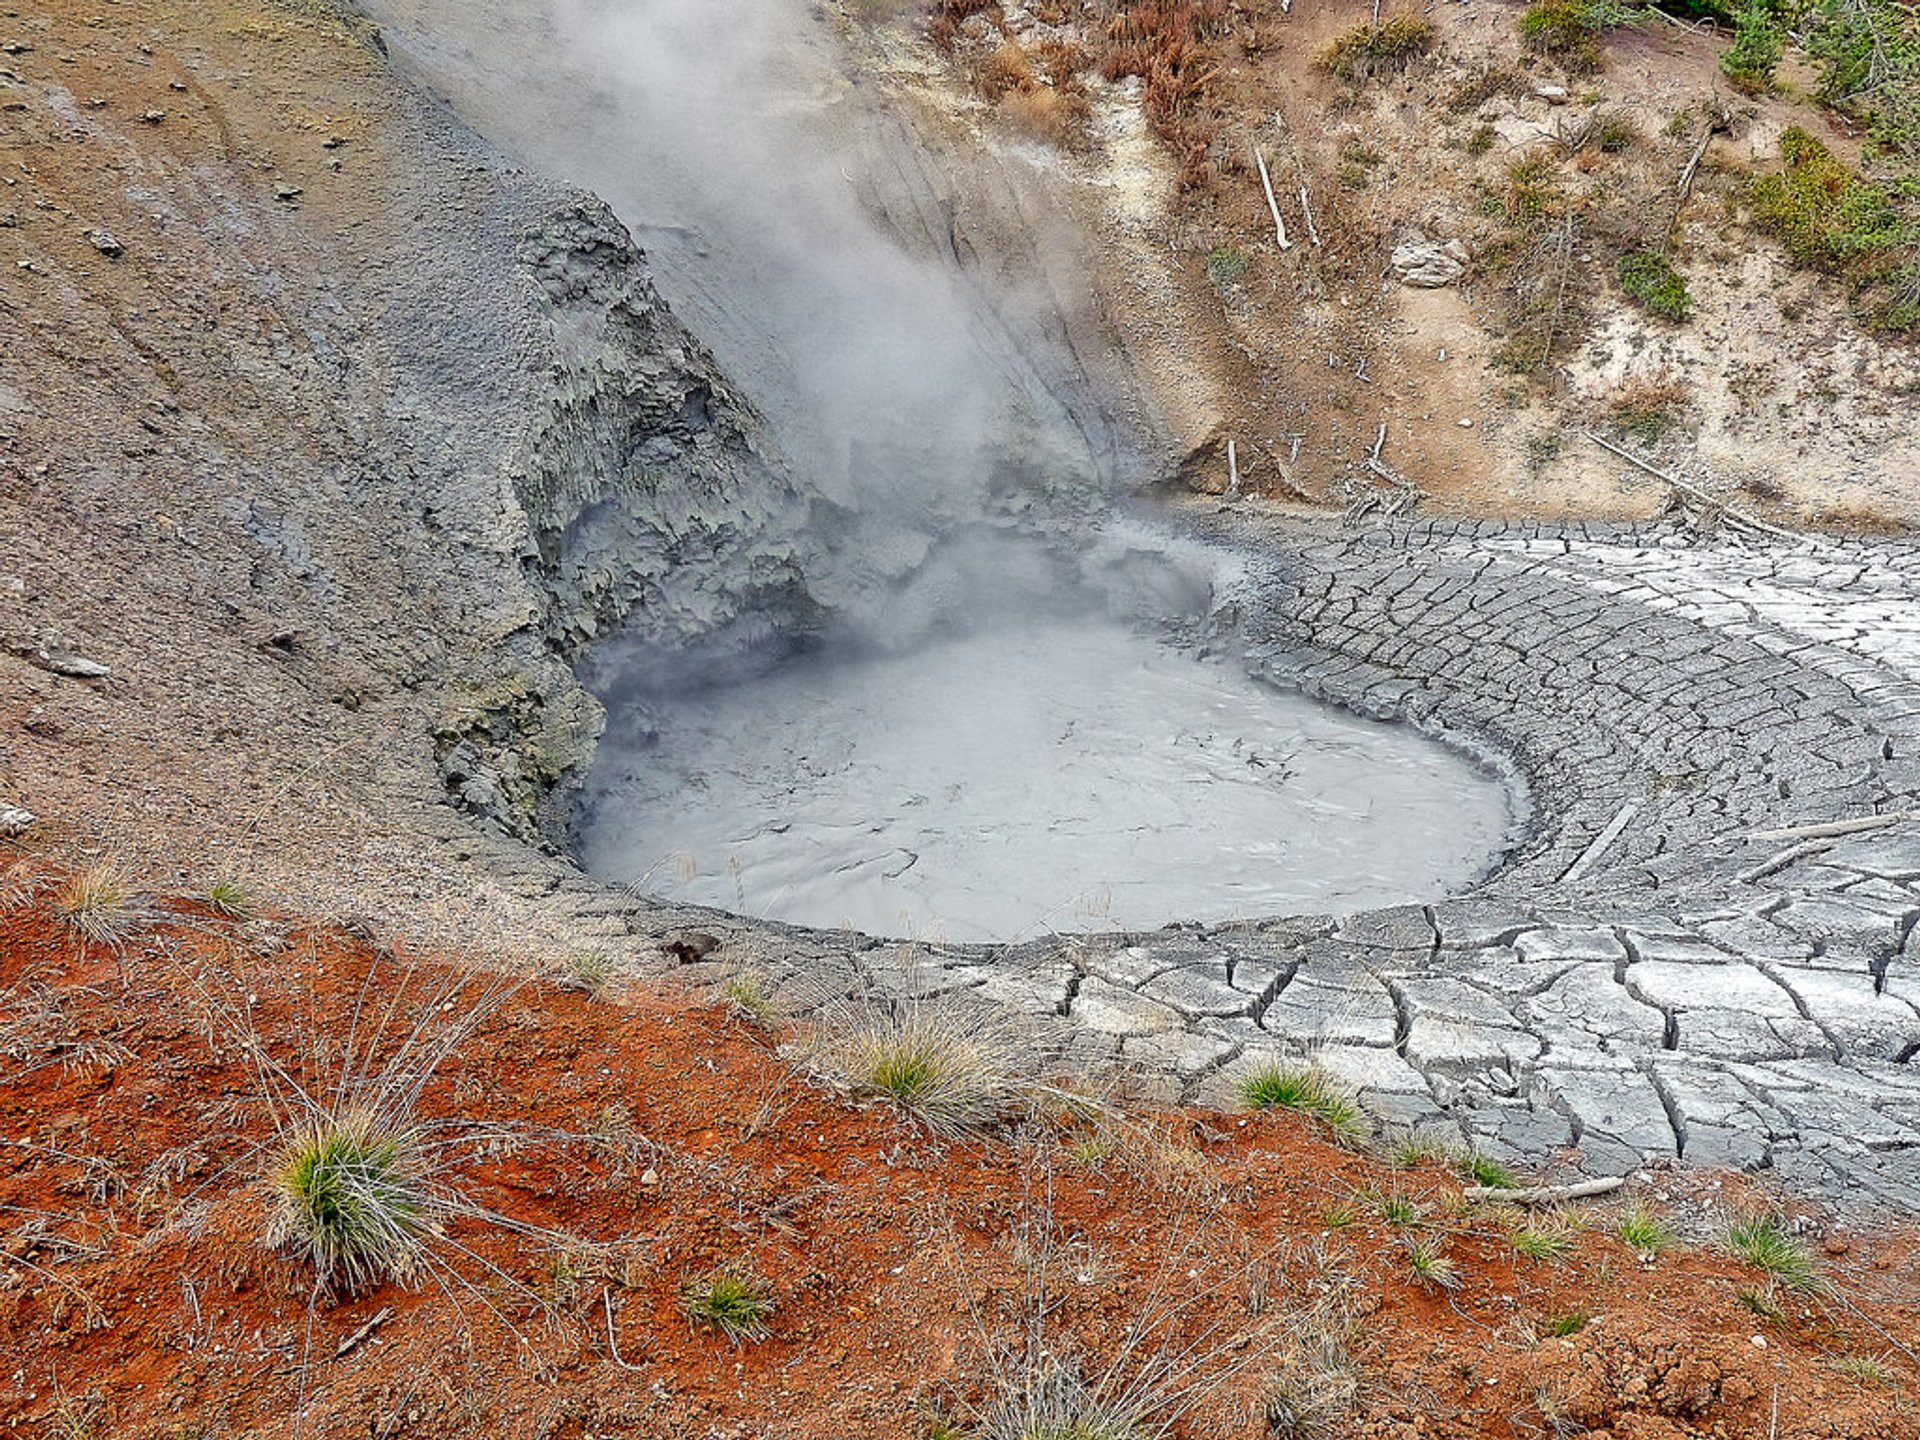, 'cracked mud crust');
504,516,1920,1213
